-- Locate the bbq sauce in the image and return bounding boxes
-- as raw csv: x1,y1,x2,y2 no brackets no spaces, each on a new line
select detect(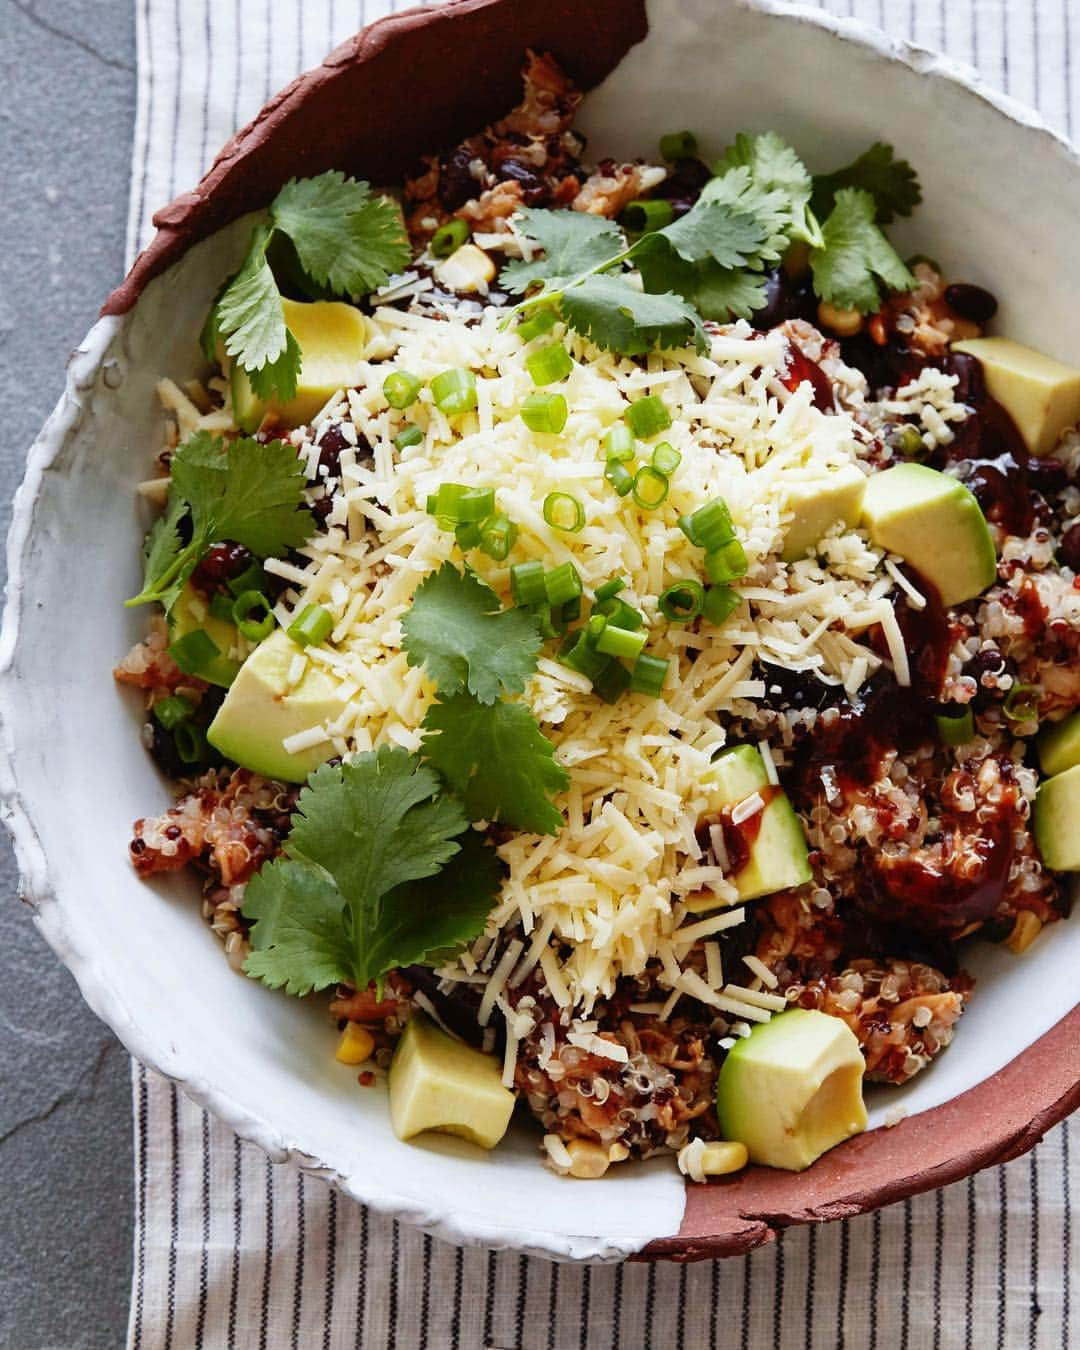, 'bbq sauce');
780,343,834,412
